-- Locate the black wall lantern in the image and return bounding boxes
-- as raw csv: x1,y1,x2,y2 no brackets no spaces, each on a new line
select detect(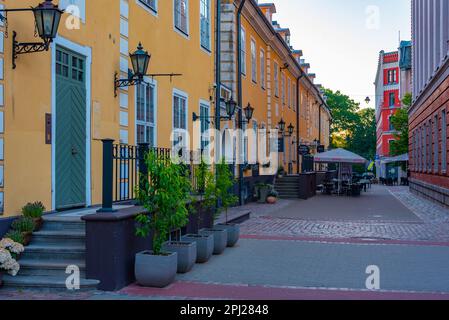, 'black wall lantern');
287,123,295,137
193,97,238,123
114,43,151,97
243,103,254,123
114,43,181,97
278,118,286,133
0,0,64,69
